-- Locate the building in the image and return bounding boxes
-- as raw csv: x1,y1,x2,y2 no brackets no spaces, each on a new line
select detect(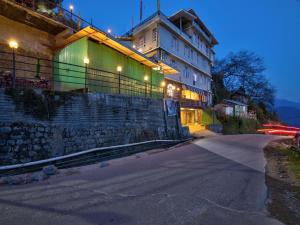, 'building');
0,0,174,97
54,26,171,96
215,100,248,118
122,9,218,132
